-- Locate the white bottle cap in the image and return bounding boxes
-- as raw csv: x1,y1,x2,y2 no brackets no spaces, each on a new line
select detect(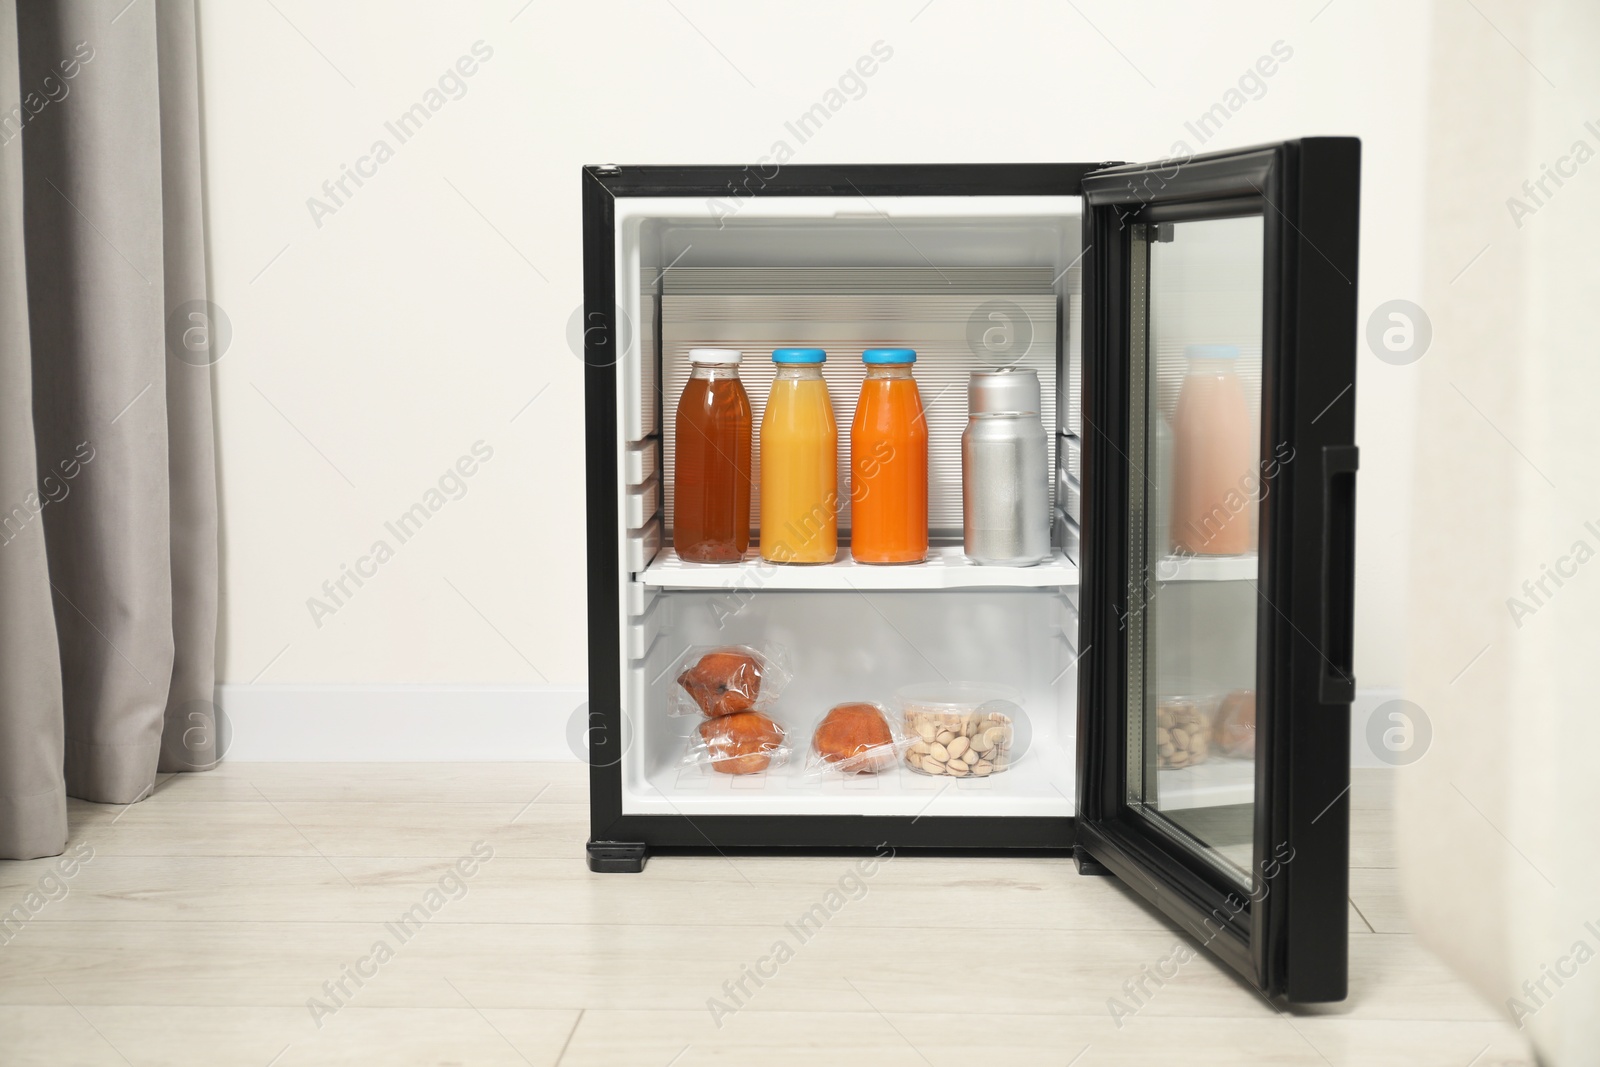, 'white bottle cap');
688,348,742,365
